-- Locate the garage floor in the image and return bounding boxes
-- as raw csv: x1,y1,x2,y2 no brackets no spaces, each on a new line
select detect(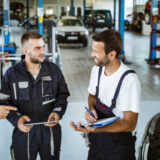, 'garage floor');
0,28,160,160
